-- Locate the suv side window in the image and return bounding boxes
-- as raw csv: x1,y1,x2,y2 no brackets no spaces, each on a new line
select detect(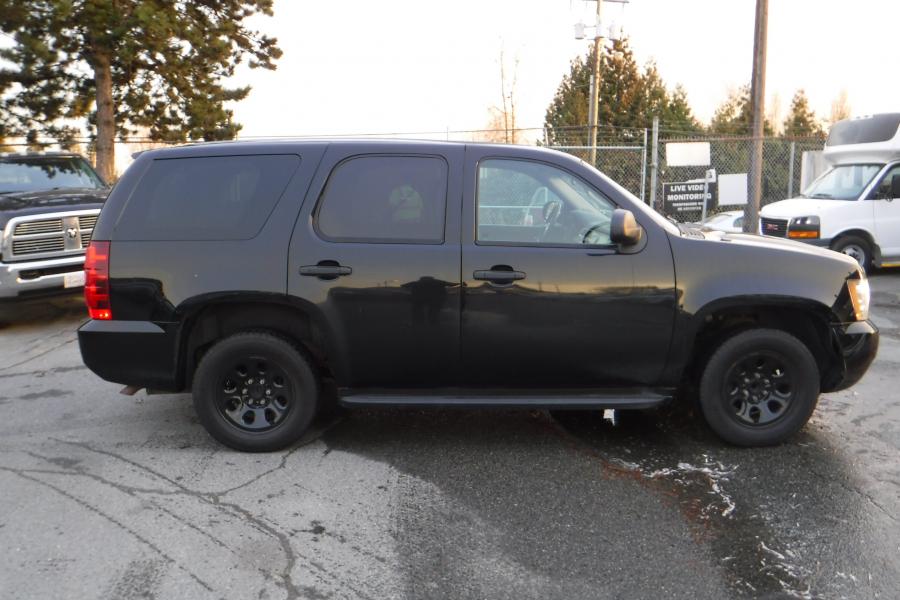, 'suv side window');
116,154,300,241
873,164,900,199
476,158,615,246
315,155,448,243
